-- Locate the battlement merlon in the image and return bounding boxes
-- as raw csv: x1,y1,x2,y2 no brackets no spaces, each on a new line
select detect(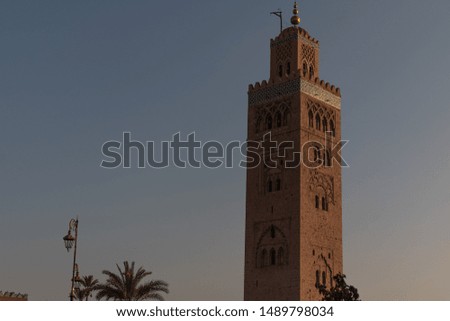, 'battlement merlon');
248,71,341,110
0,291,28,301
270,26,319,48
